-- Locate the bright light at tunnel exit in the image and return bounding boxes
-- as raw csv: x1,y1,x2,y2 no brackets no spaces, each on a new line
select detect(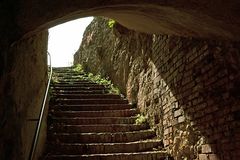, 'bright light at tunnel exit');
48,17,94,67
